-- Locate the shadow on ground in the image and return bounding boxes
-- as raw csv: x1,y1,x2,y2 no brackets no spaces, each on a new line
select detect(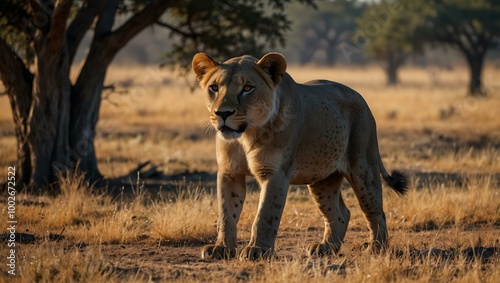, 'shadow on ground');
101,161,500,202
